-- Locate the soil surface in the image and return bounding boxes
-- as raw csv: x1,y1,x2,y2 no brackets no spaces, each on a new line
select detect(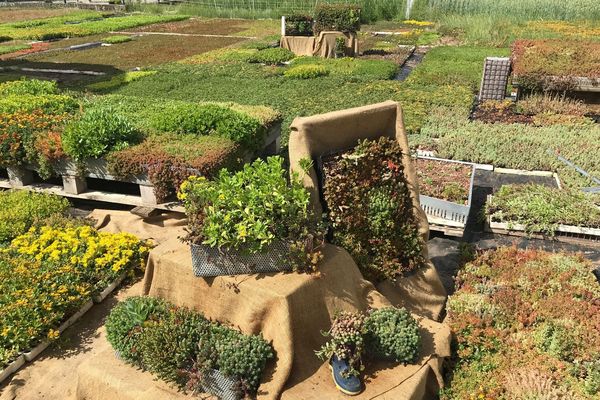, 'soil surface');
123,17,255,36
21,34,243,70
416,158,472,204
0,8,80,24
